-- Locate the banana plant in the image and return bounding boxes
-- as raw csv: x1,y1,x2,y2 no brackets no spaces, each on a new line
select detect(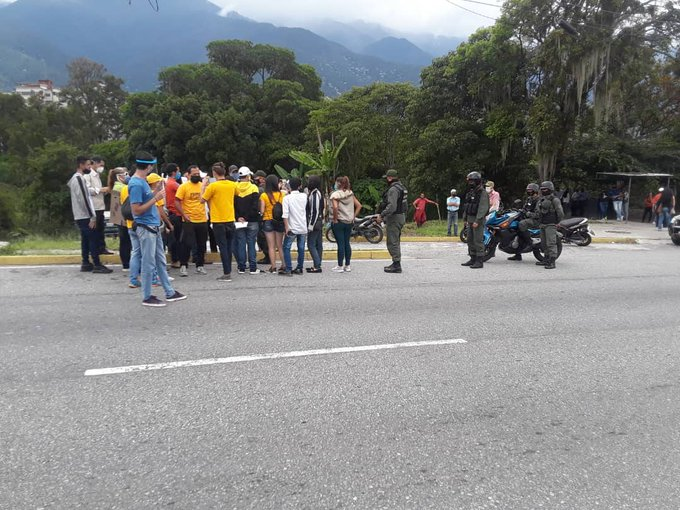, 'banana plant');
290,127,347,194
